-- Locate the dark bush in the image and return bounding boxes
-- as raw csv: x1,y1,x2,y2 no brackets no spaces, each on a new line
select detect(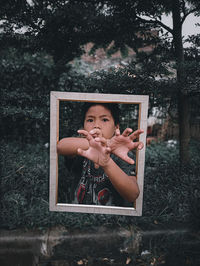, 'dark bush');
0,49,56,143
1,139,199,230
143,140,200,229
